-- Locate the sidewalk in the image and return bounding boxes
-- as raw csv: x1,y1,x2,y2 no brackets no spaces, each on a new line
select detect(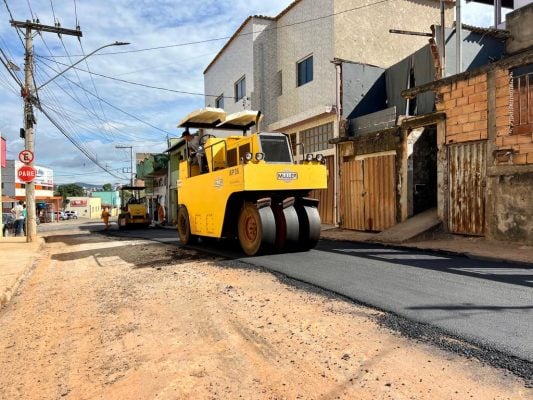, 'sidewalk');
320,226,533,265
0,236,45,307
